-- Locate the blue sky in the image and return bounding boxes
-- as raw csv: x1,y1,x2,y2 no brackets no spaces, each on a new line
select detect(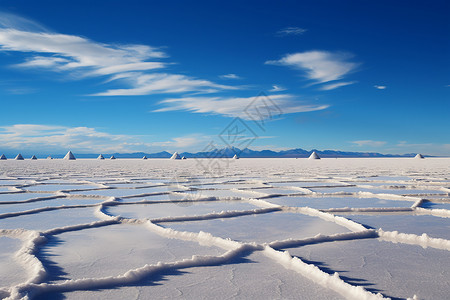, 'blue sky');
0,0,449,155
